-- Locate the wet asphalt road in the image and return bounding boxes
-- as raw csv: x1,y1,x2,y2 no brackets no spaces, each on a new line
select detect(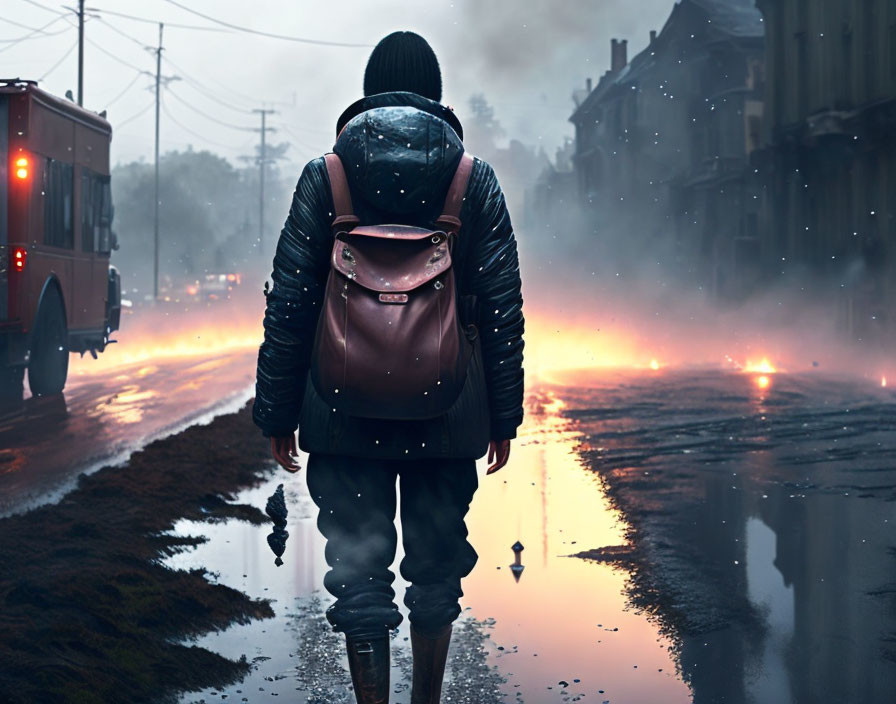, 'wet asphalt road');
0,348,257,517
